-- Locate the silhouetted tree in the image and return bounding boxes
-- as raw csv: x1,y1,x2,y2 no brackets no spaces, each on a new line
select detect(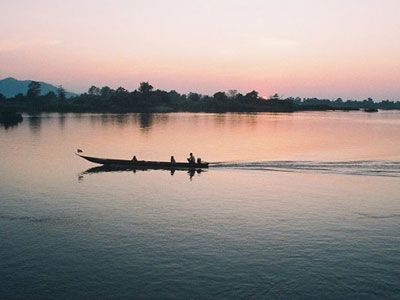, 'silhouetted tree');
115,87,128,97
57,85,66,100
109,87,130,107
334,97,343,104
4,80,400,112
245,90,259,101
227,90,238,99
168,90,182,104
27,81,41,98
45,91,56,98
188,92,201,102
138,82,153,95
88,85,101,96
213,92,228,102
43,91,57,104
270,93,280,100
115,87,128,94
152,90,170,104
14,93,25,101
100,86,113,98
